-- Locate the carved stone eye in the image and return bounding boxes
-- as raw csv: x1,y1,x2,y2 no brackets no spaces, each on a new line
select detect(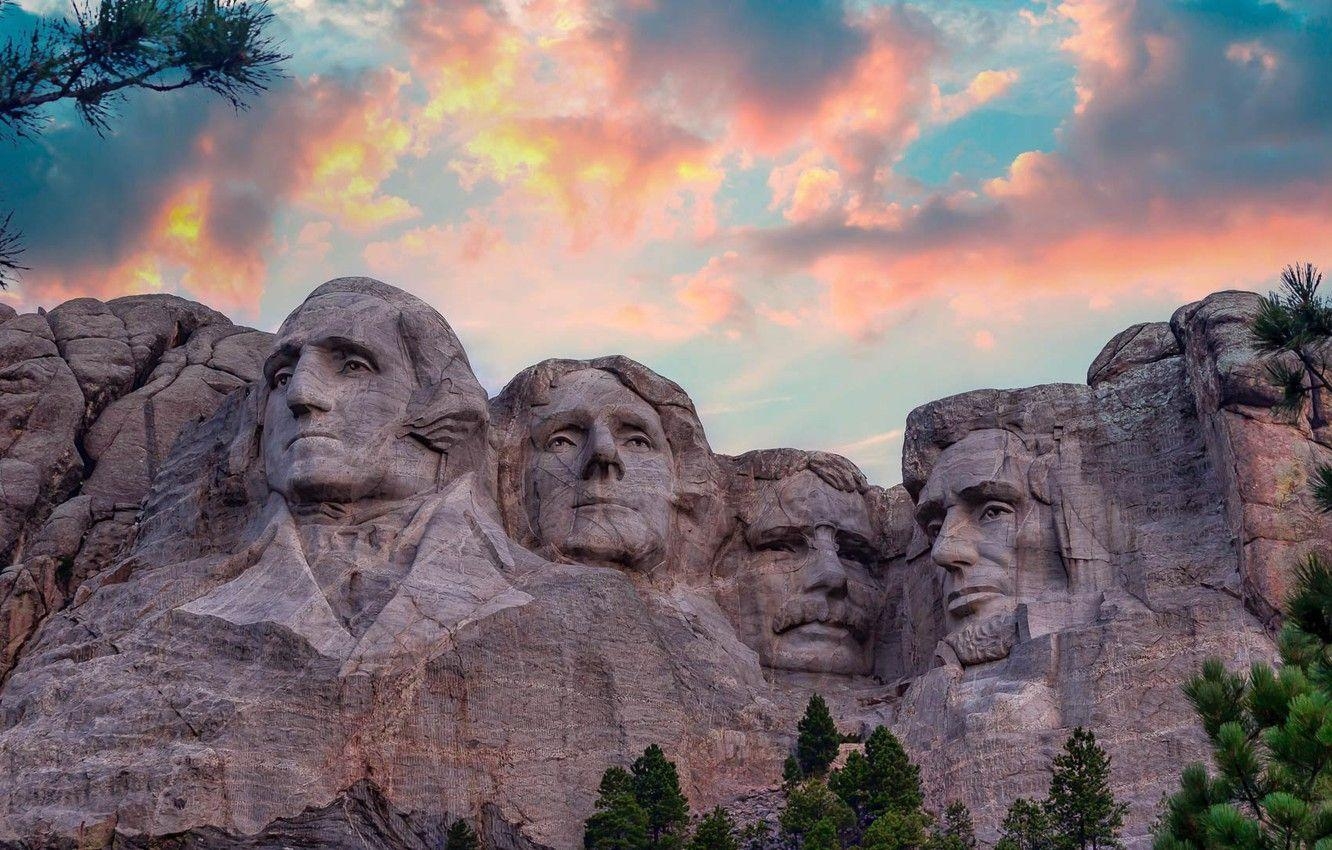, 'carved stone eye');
546,435,577,451
980,502,1014,521
624,435,653,450
342,360,369,374
273,370,292,389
